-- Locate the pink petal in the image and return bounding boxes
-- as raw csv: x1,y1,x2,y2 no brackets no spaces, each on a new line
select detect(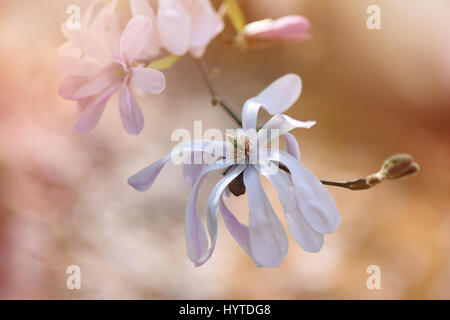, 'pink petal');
119,84,145,135
189,0,224,54
130,0,161,57
59,76,88,100
157,0,191,56
246,15,312,42
131,67,166,94
119,15,153,62
74,97,107,133
93,82,121,106
55,56,103,77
